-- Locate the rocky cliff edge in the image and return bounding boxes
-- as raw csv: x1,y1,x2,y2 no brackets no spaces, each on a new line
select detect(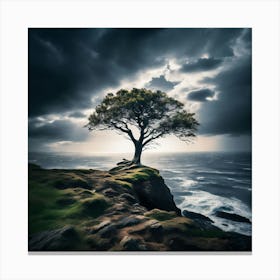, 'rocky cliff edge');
28,163,251,251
